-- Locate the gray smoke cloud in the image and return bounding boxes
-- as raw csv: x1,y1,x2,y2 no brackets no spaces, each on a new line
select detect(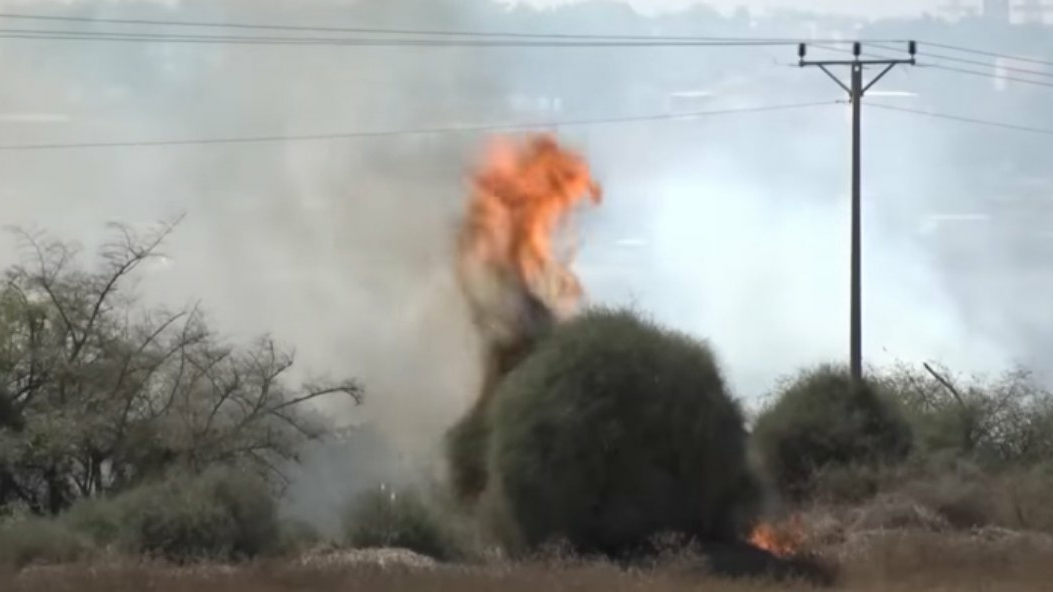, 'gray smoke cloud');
0,0,503,527
0,0,1045,528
